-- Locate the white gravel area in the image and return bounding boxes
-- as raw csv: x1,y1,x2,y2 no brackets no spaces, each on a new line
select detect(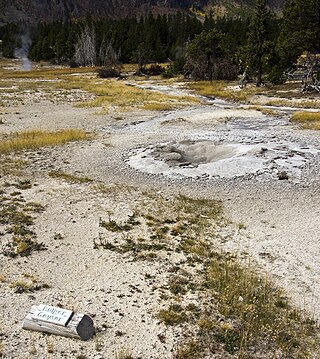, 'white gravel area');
0,79,320,358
